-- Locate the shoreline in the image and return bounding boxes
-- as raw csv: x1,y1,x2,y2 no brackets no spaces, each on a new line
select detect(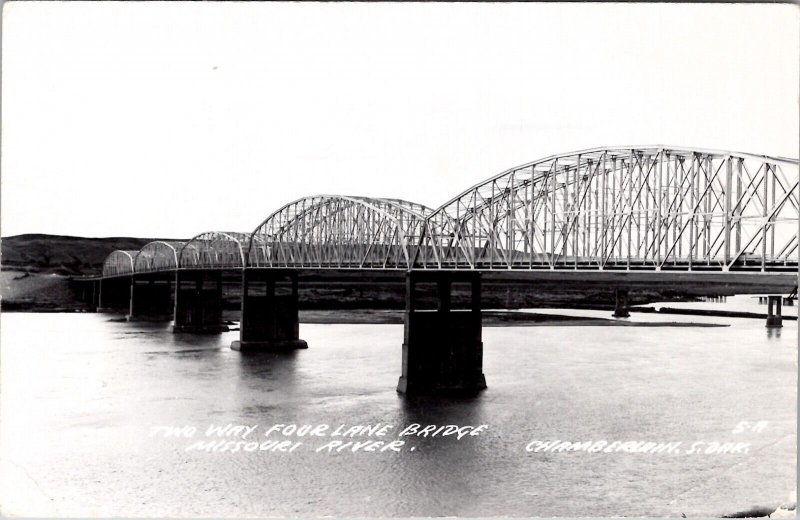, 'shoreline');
2,269,792,326
2,308,729,328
